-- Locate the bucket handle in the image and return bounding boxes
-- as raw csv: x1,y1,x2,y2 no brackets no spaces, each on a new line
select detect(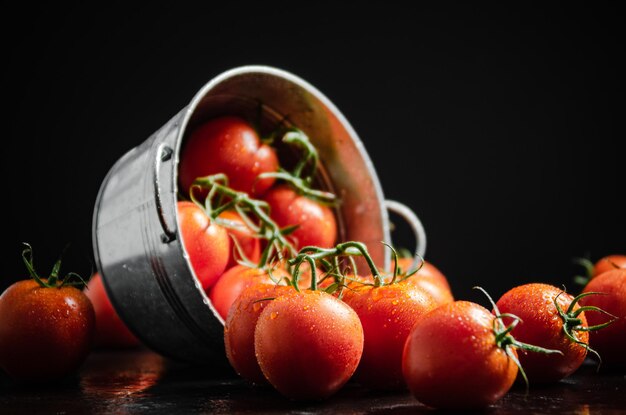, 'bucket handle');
385,200,427,268
154,143,177,243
